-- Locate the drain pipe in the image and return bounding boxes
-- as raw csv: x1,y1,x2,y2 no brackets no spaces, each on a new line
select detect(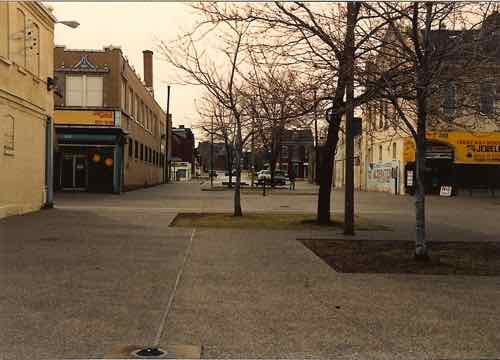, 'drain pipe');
43,116,54,209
